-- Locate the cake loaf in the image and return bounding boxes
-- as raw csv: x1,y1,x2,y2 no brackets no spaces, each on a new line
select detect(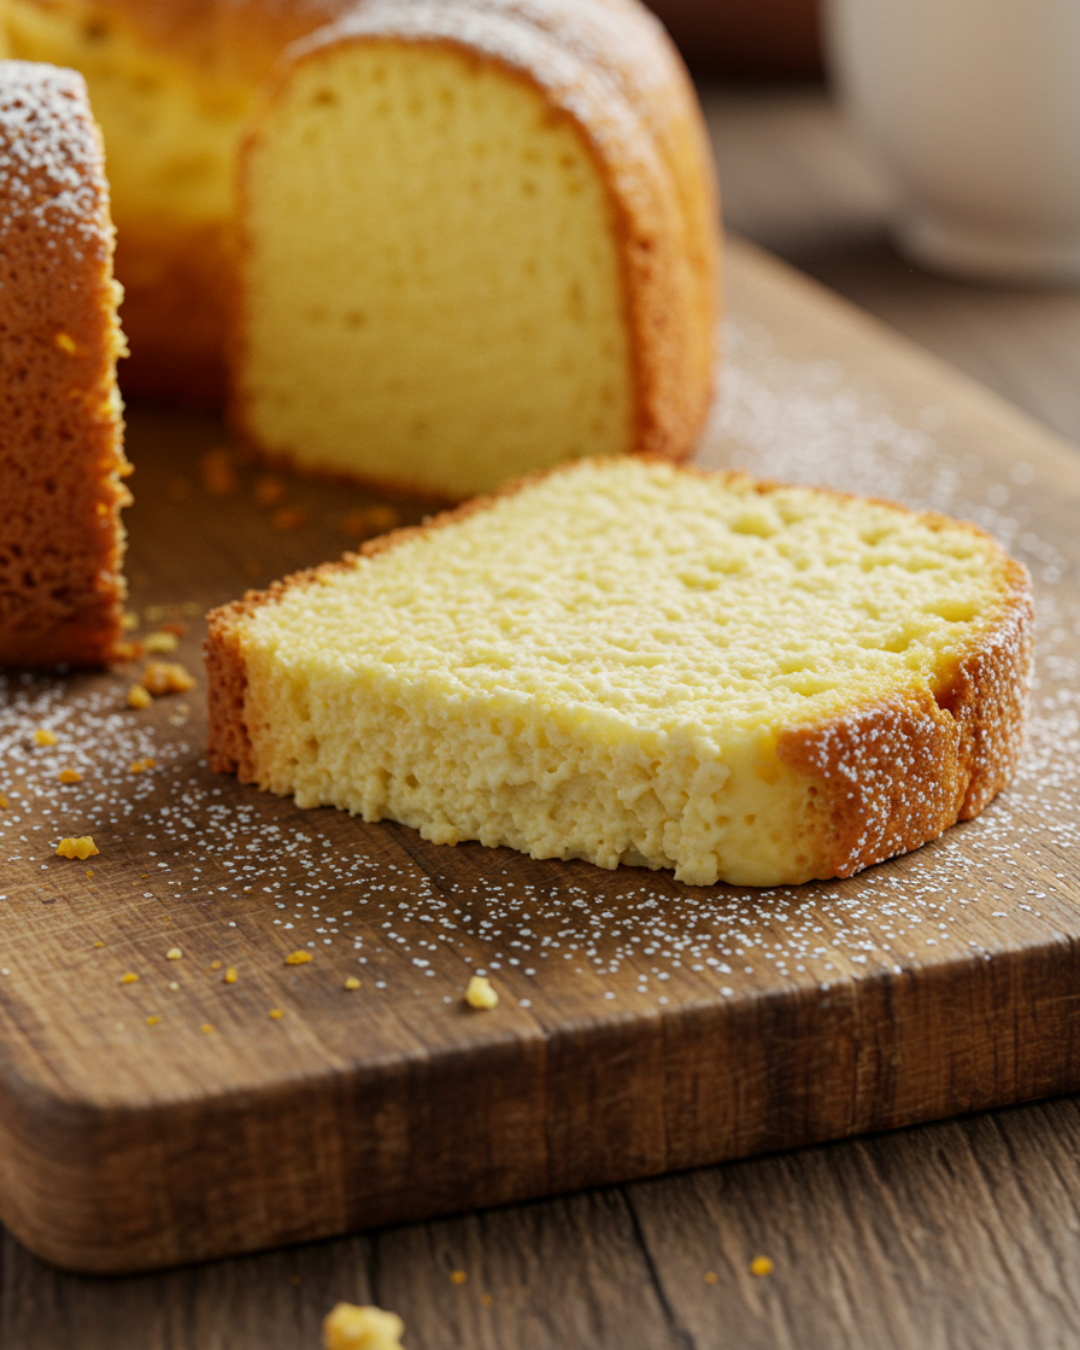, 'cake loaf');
233,0,719,498
5,0,719,483
206,458,1033,887
0,60,129,669
1,0,351,400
